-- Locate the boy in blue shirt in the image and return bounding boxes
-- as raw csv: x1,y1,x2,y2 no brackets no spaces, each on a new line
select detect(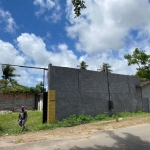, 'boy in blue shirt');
18,106,27,131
